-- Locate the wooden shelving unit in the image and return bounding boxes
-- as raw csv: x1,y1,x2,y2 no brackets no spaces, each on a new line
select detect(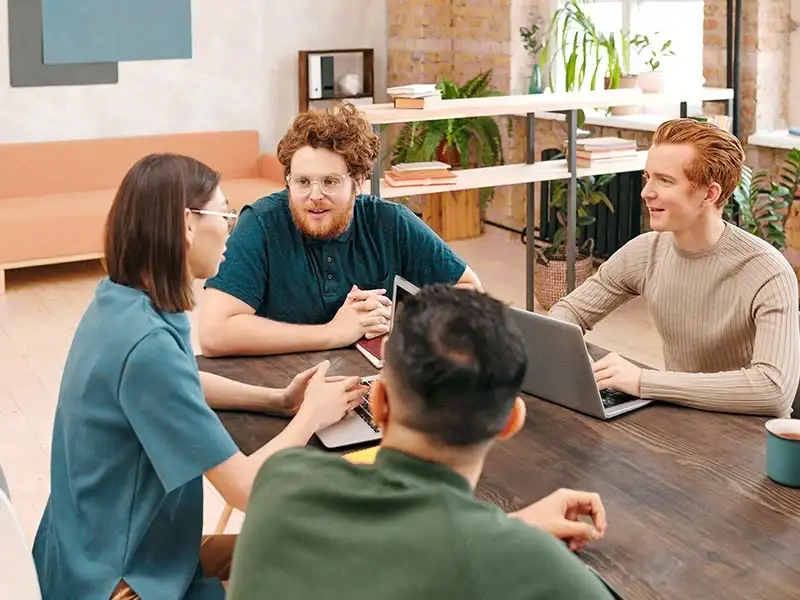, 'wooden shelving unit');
298,49,374,113
357,87,735,311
